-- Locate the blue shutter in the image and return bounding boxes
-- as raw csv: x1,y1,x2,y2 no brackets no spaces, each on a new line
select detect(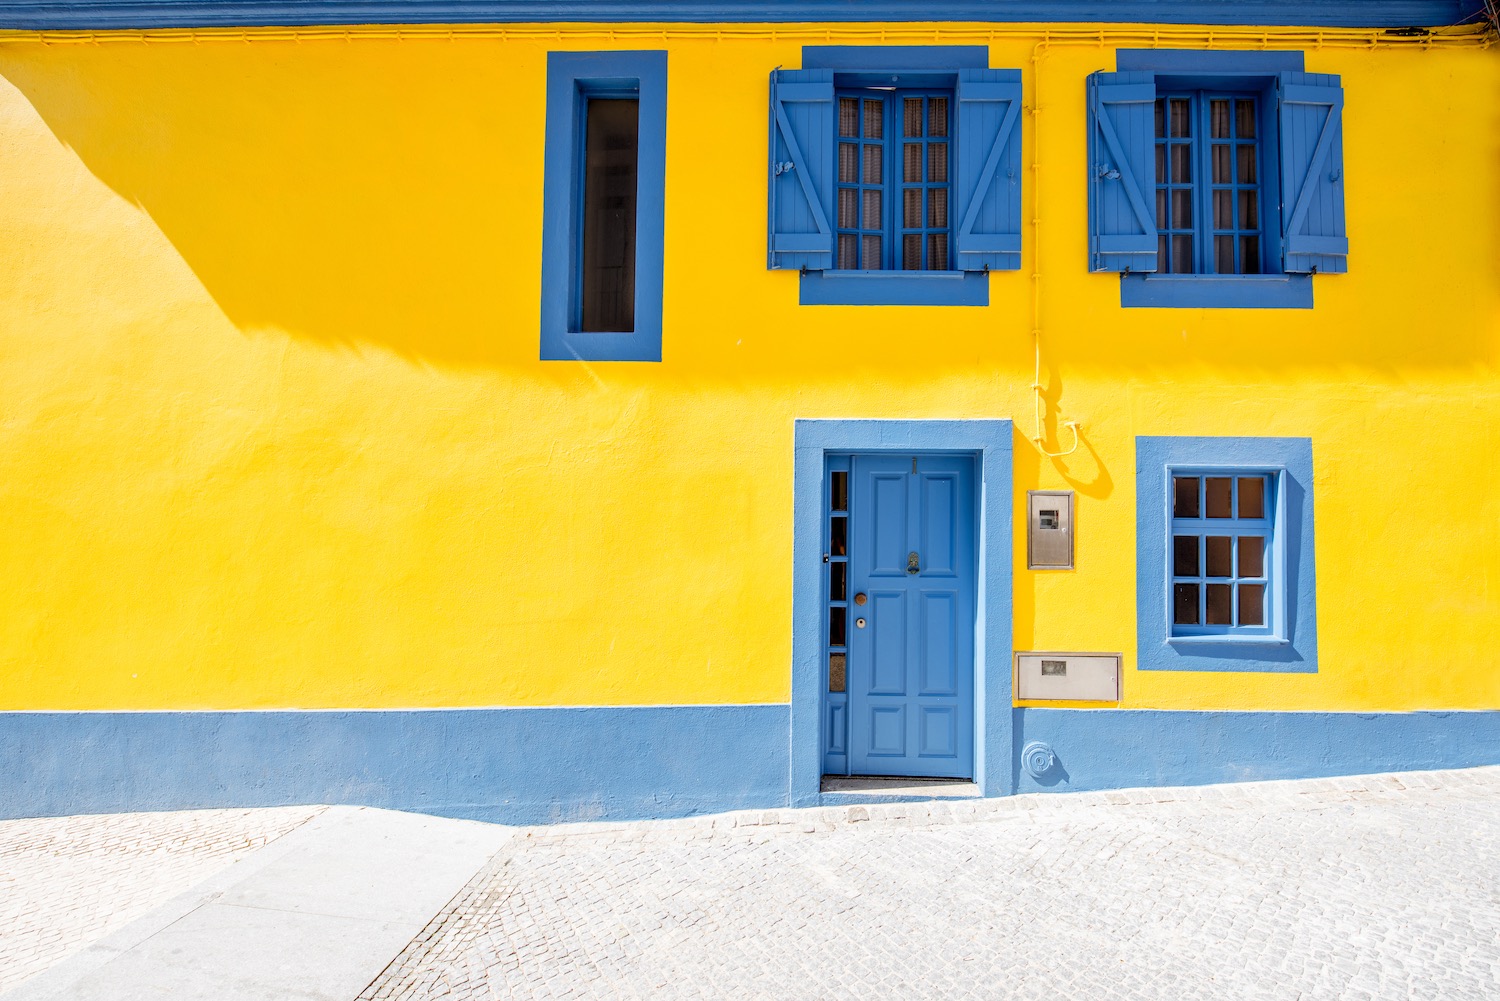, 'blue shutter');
1086,71,1157,273
1278,72,1347,275
768,69,835,271
954,68,1023,272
